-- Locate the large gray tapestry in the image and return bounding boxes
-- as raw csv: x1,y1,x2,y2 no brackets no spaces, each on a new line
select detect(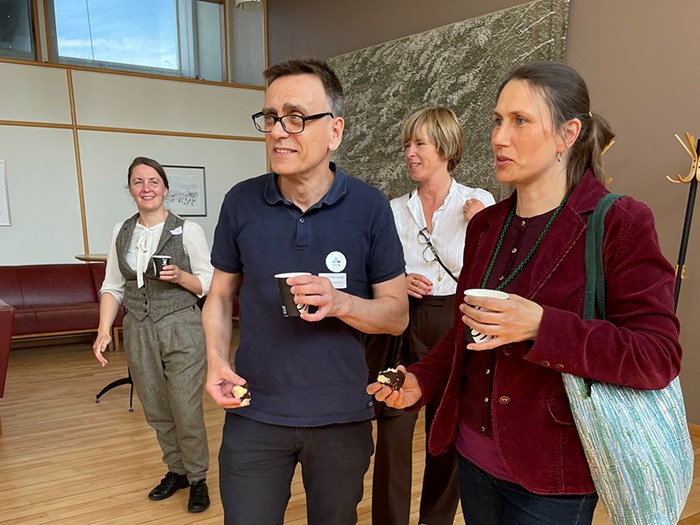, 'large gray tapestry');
328,0,570,201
